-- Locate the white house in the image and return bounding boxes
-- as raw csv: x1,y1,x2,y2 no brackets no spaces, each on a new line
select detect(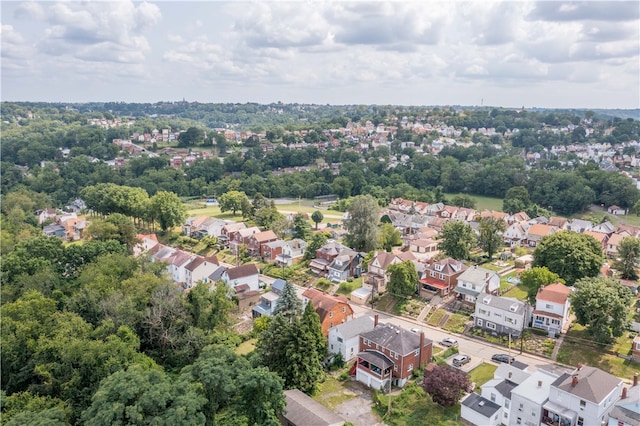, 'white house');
607,373,639,426
474,295,531,337
276,238,307,266
532,283,572,335
327,315,376,362
461,393,502,426
454,266,500,307
480,364,532,426
543,365,622,426
168,250,194,285
184,256,220,288
222,263,260,292
503,222,529,247
508,369,559,426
